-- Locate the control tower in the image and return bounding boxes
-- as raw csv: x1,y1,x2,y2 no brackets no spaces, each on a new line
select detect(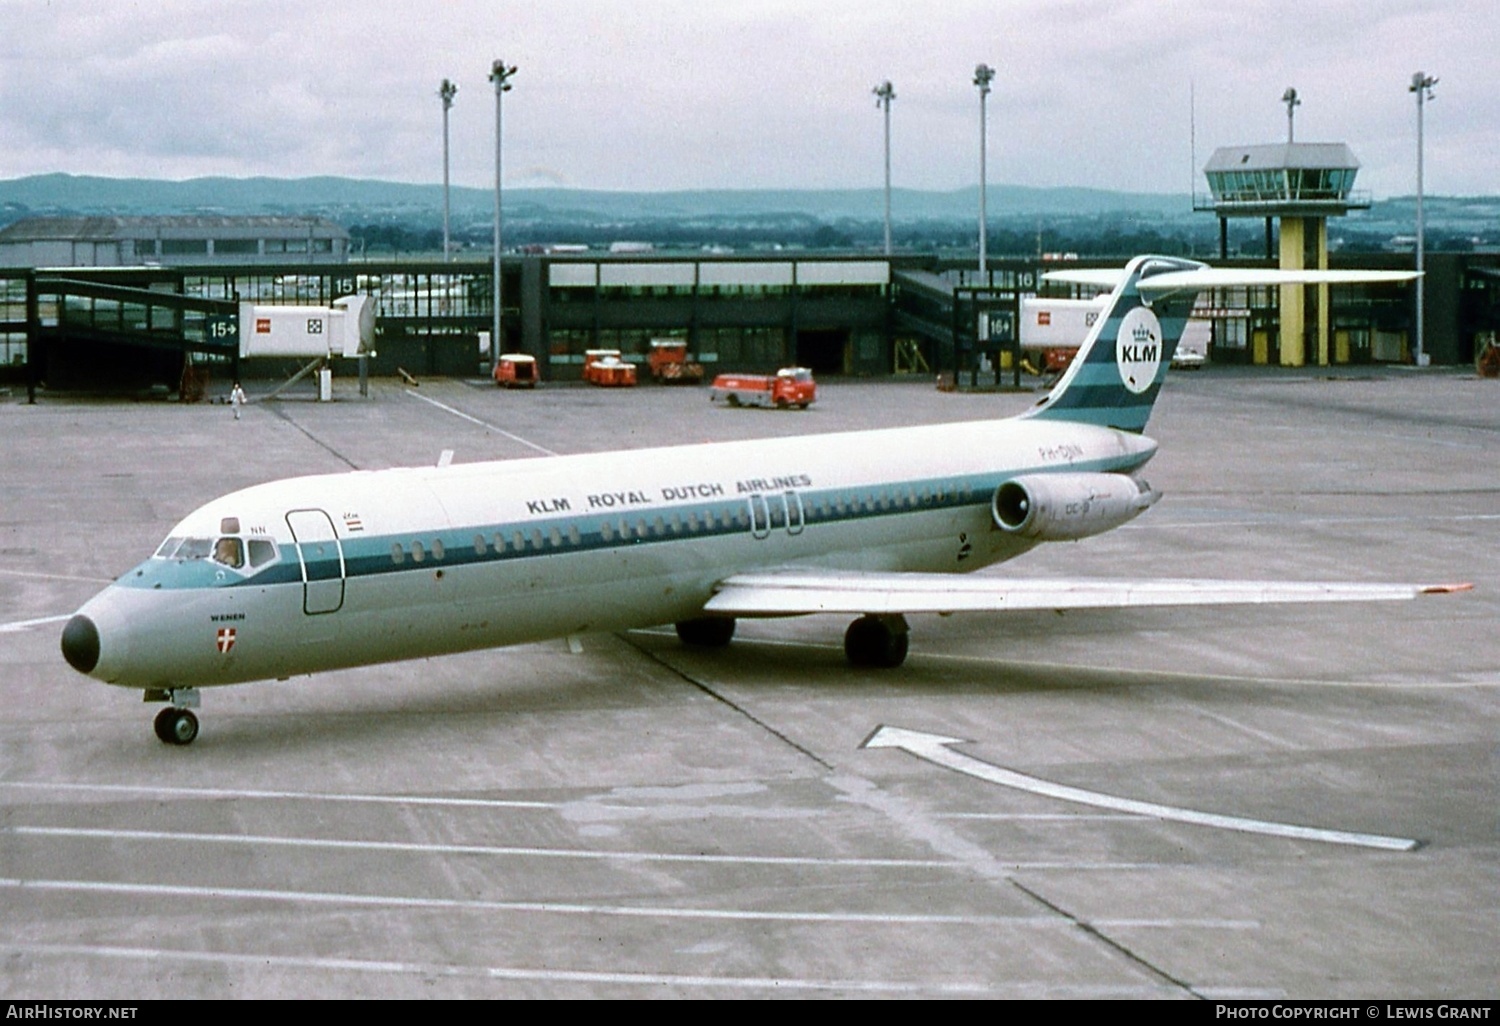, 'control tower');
1200,142,1369,366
